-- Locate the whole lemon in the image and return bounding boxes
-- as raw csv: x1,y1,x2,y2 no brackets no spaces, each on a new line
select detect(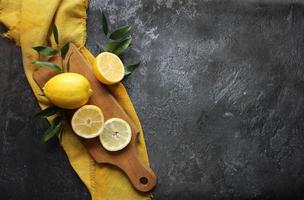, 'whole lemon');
43,73,93,109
